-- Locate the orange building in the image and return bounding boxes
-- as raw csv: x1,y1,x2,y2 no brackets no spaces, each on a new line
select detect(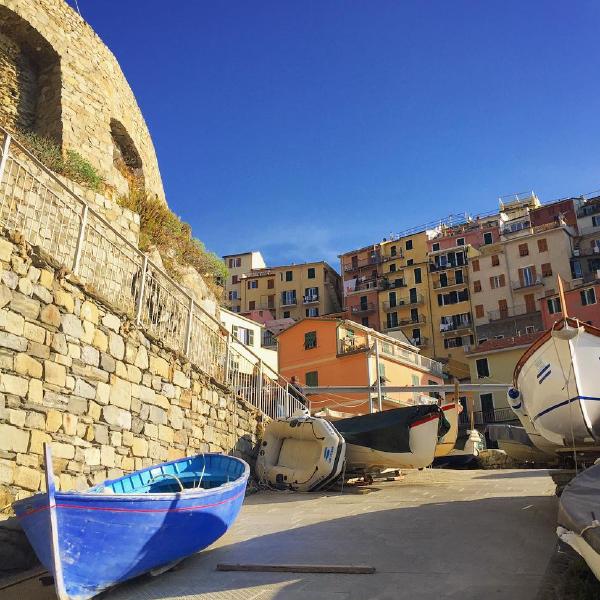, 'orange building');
277,318,444,415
